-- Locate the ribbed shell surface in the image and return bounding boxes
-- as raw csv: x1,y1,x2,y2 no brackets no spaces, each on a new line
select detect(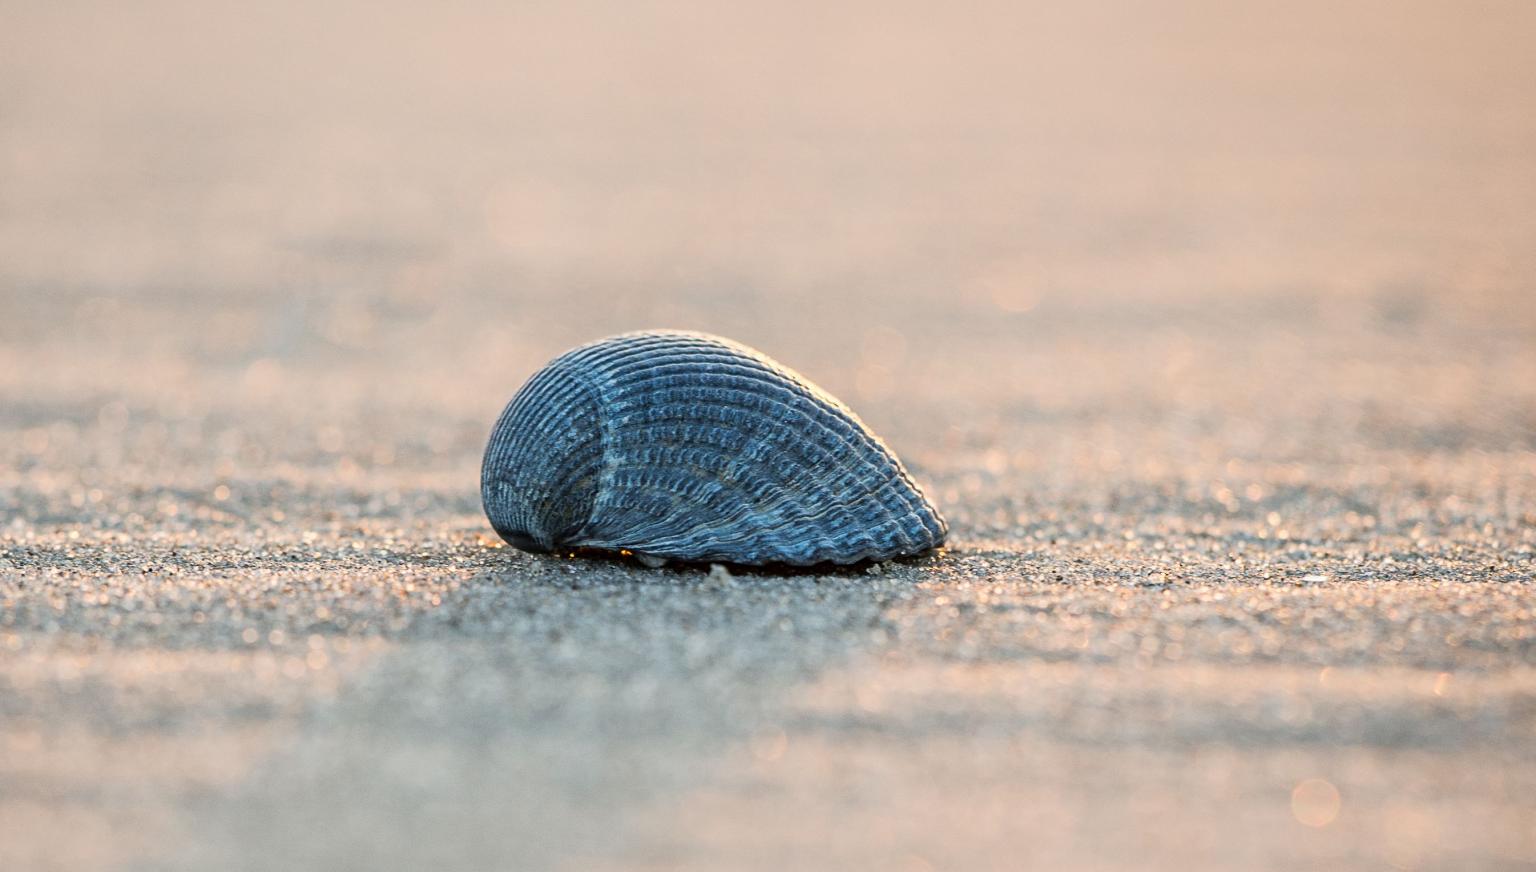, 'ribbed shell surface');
481,331,947,566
